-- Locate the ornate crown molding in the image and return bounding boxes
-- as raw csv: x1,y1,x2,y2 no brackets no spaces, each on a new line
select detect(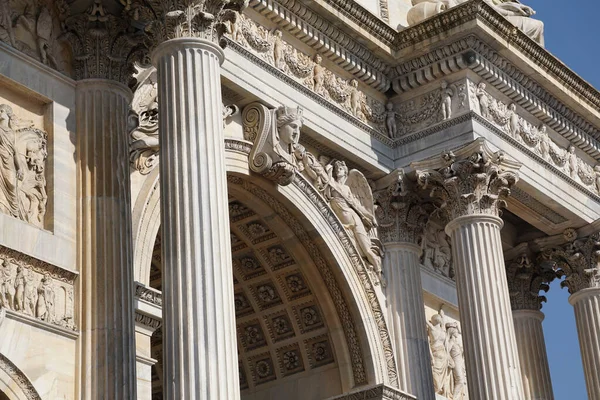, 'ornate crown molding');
413,138,521,221
539,233,600,295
